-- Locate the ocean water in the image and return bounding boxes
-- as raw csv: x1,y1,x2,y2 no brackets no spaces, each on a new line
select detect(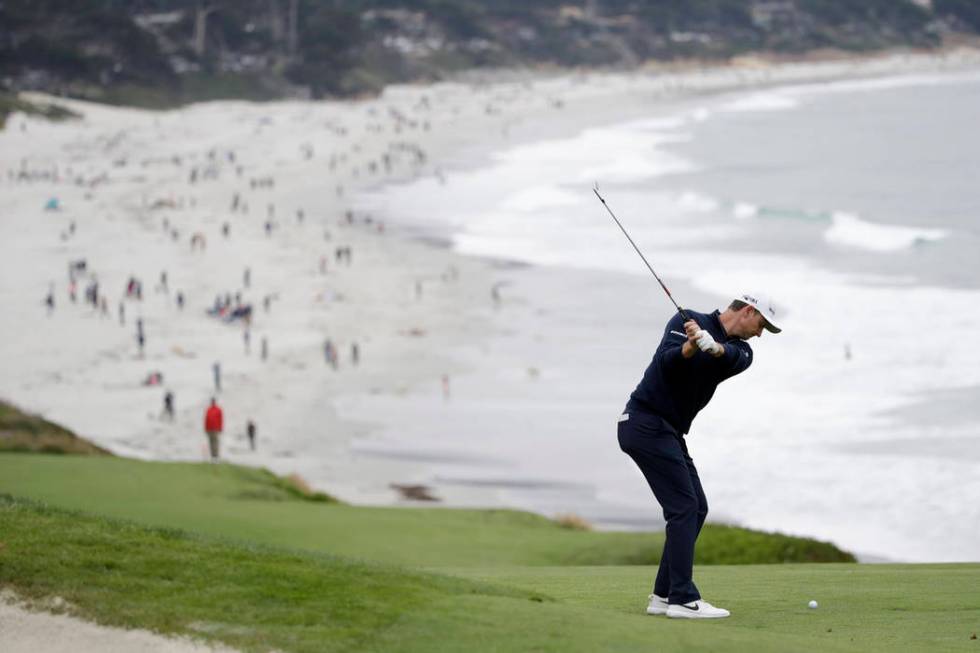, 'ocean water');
352,69,980,562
